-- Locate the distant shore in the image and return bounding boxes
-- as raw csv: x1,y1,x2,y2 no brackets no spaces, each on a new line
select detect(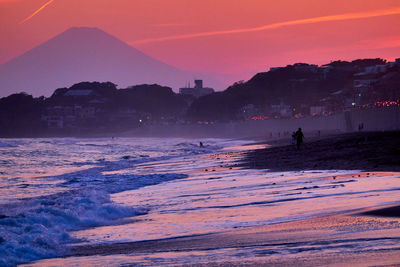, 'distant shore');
238,131,400,172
